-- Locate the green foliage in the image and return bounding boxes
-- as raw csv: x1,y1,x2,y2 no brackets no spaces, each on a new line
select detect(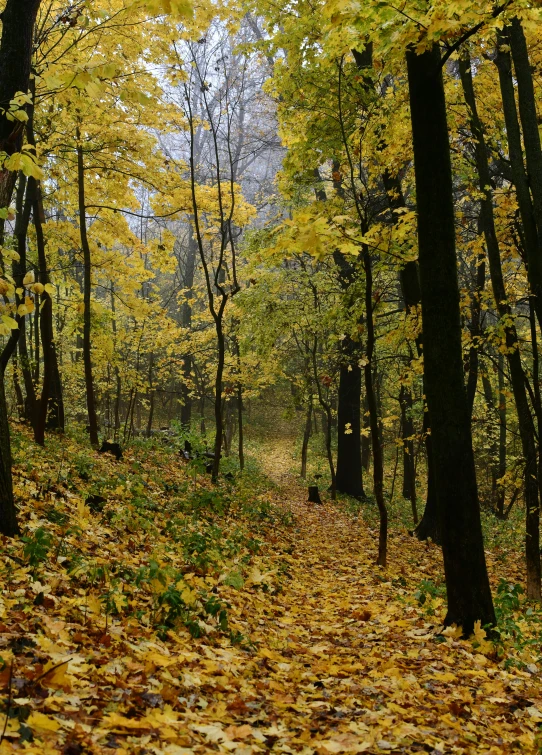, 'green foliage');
22,527,53,568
